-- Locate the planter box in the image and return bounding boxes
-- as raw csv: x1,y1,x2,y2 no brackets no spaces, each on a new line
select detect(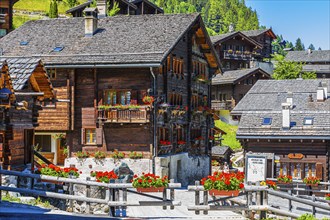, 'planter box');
278,181,292,185
208,189,239,197
136,187,165,193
